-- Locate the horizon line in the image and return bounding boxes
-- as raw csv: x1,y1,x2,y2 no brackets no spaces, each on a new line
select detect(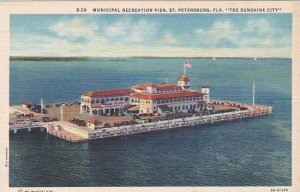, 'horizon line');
9,56,292,59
